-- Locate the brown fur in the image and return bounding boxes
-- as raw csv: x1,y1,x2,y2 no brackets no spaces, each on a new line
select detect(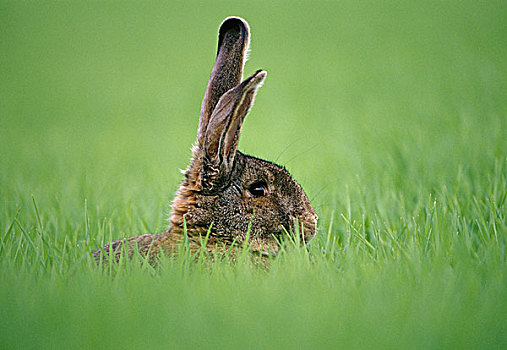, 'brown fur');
93,17,317,264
